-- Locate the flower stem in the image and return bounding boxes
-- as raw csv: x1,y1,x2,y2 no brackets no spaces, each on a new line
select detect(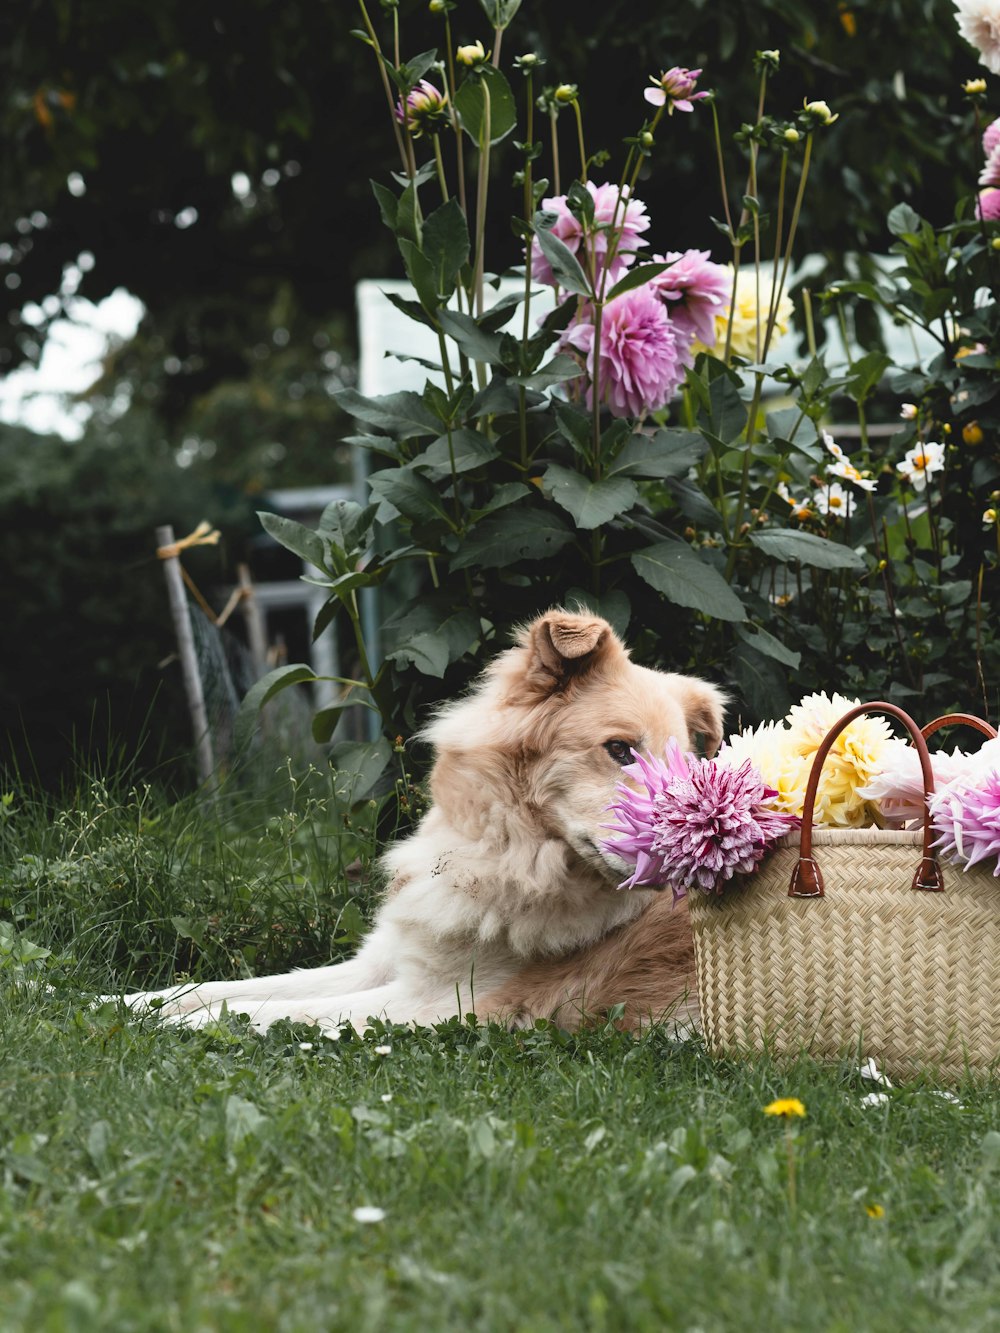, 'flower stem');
357,0,408,174
573,99,588,182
